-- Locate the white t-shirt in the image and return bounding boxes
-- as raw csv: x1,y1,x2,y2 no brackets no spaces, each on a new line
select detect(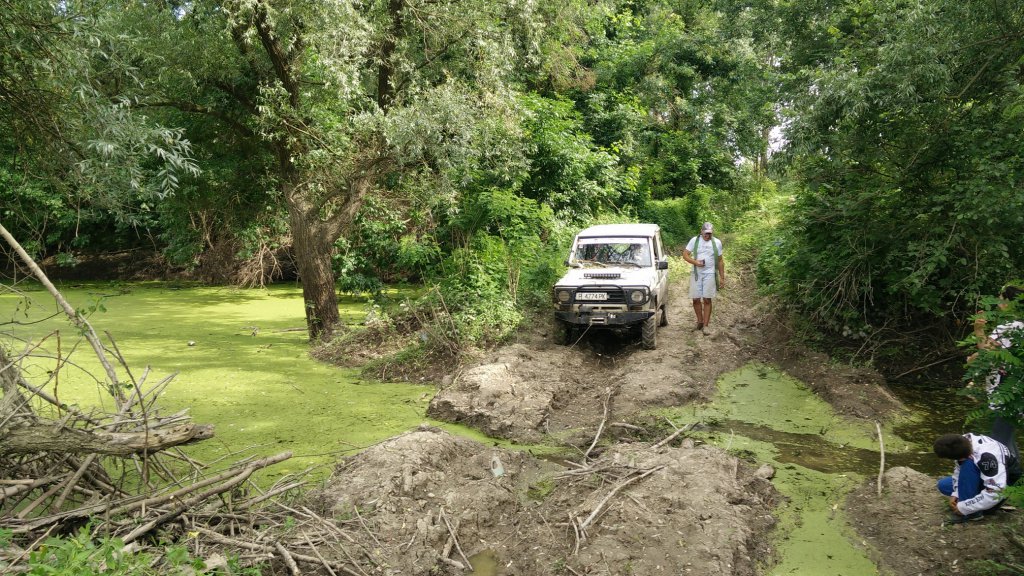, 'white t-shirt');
985,320,1024,409
990,321,1024,350
685,235,723,276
